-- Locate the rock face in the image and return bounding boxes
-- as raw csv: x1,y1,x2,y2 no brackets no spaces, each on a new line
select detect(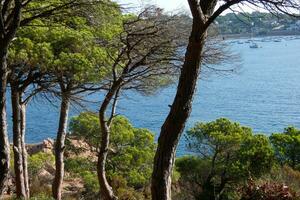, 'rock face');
27,138,54,155
65,136,97,161
5,137,93,199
